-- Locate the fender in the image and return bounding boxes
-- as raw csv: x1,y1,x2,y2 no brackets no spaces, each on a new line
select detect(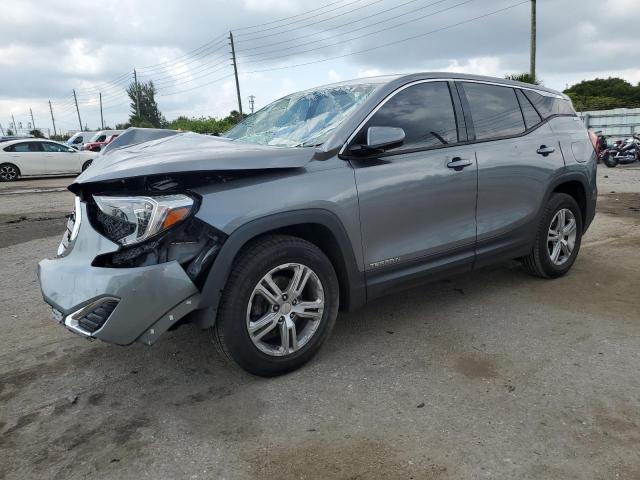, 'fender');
196,208,366,327
541,169,595,232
